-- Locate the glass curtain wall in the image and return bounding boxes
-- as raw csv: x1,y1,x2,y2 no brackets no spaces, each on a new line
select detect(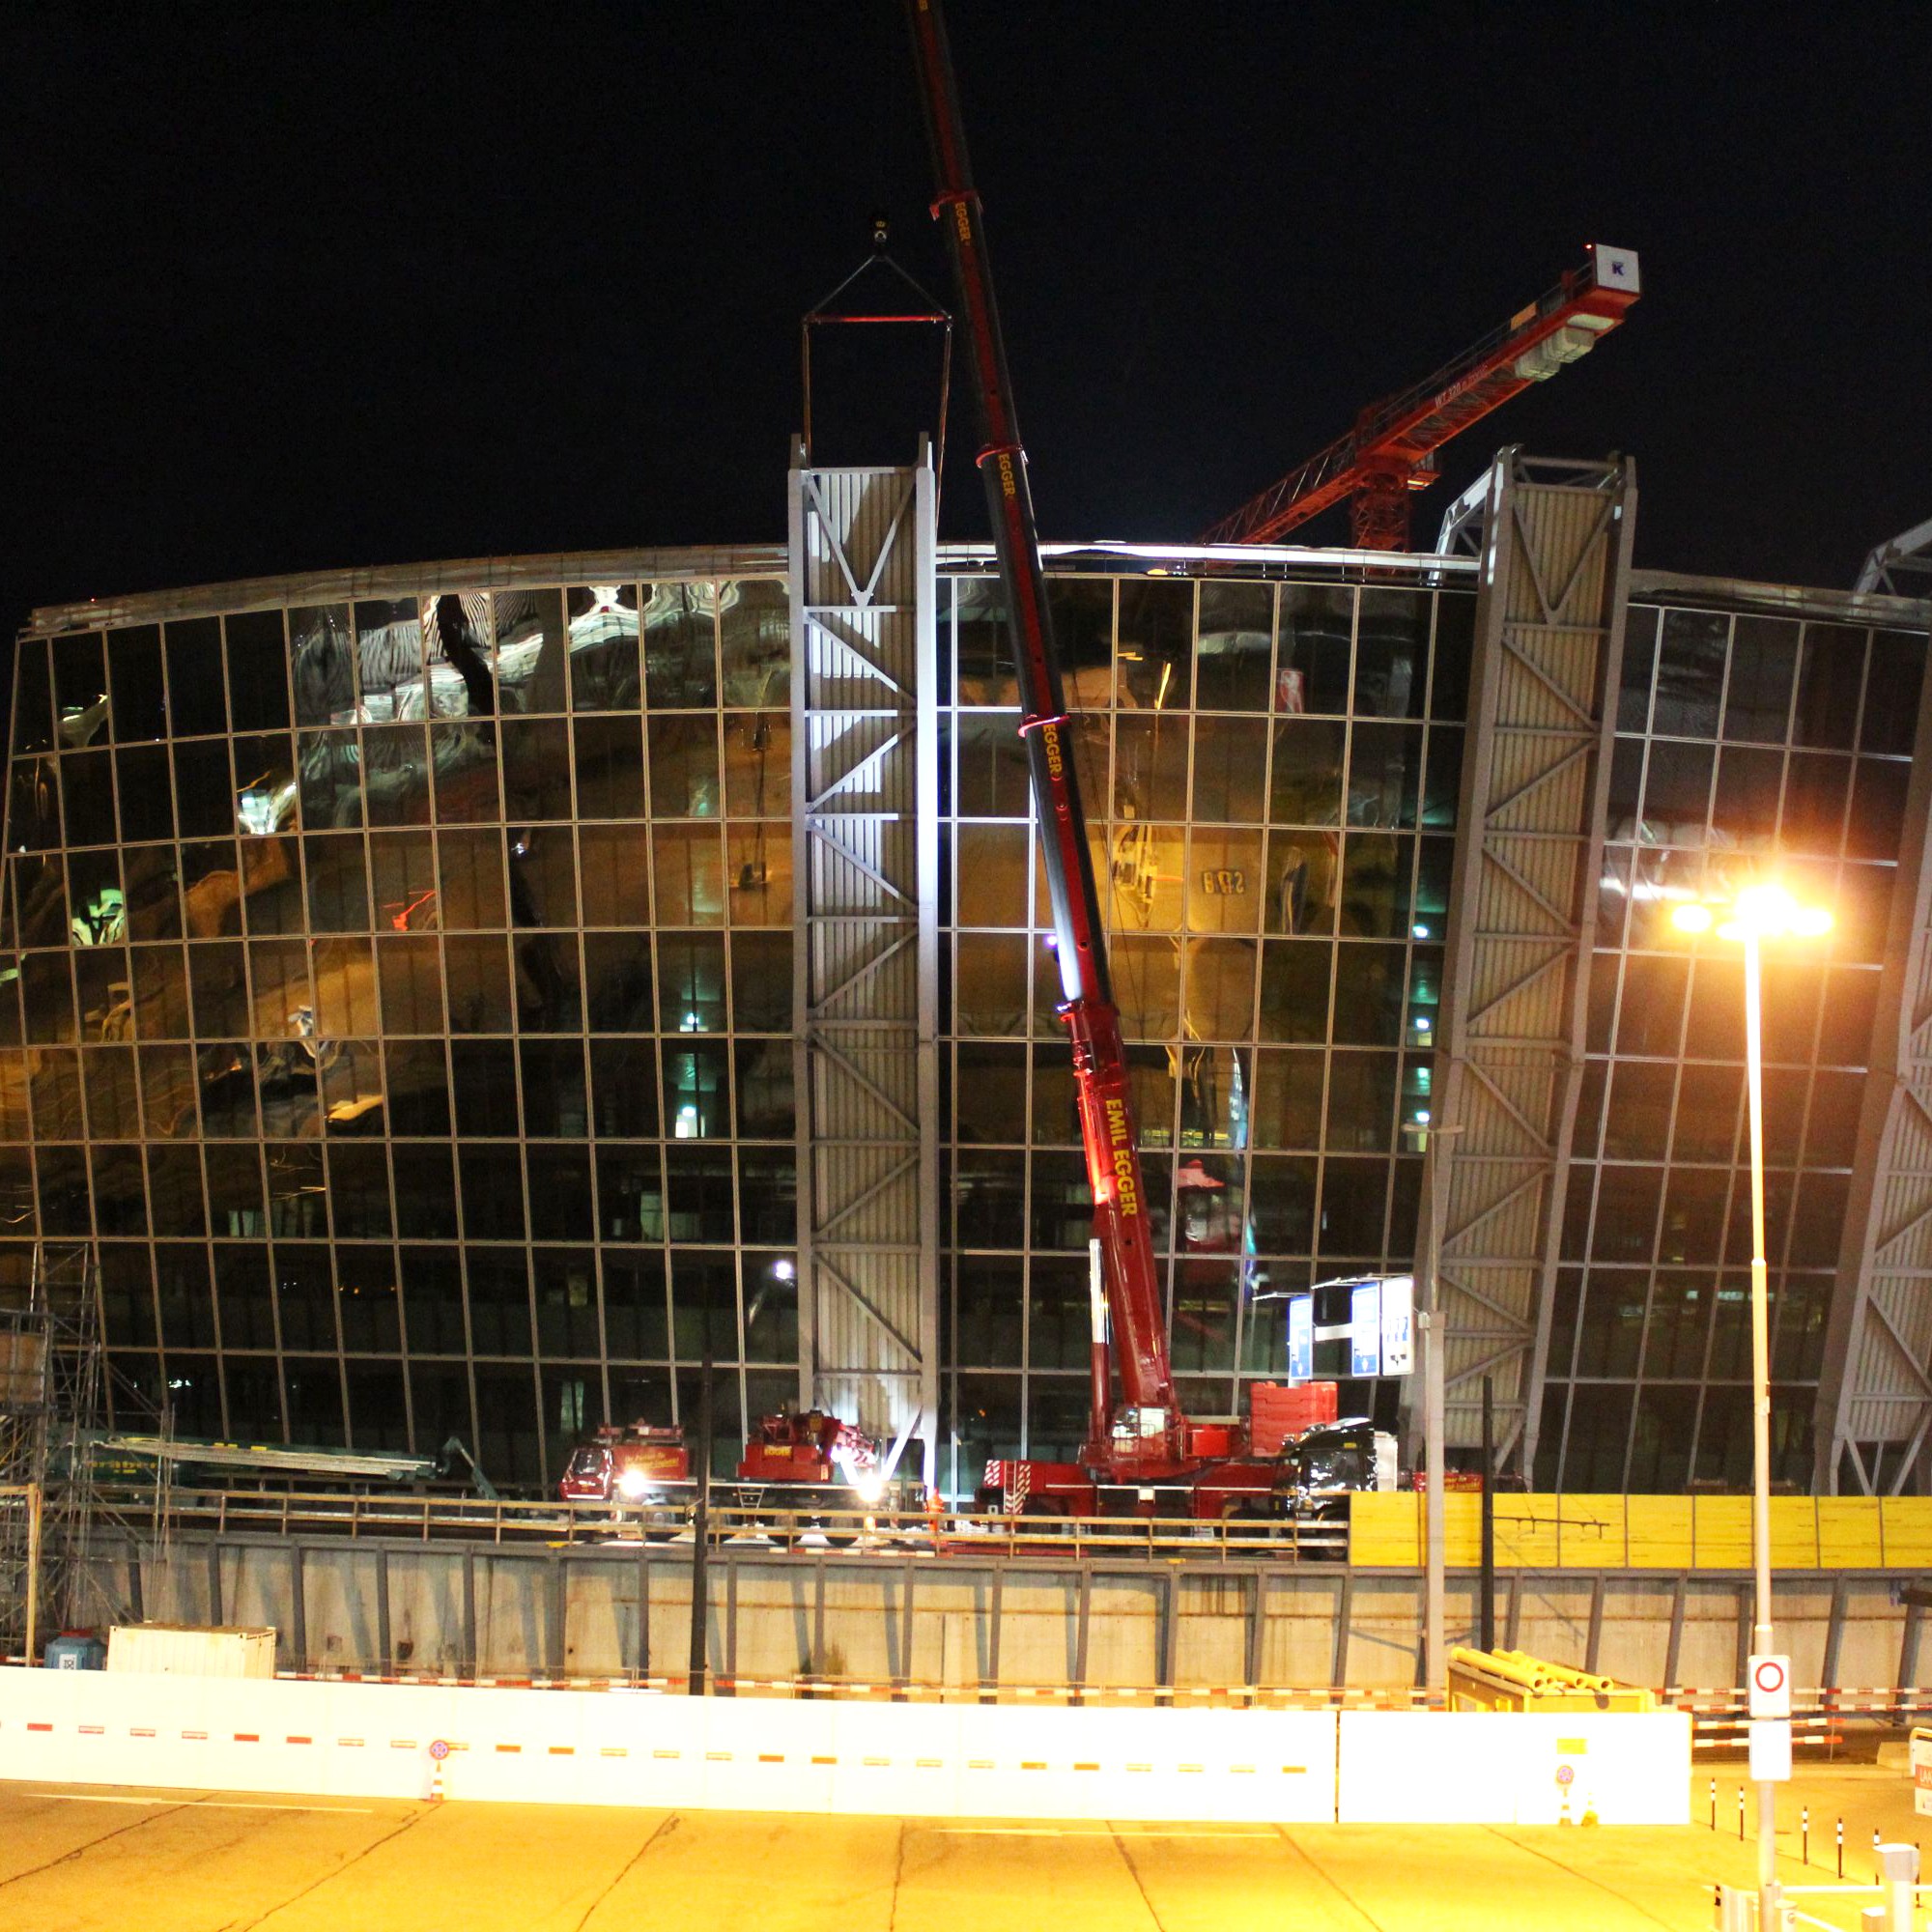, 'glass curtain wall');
1536,604,1925,1492
940,570,1472,1494
1,577,794,1488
